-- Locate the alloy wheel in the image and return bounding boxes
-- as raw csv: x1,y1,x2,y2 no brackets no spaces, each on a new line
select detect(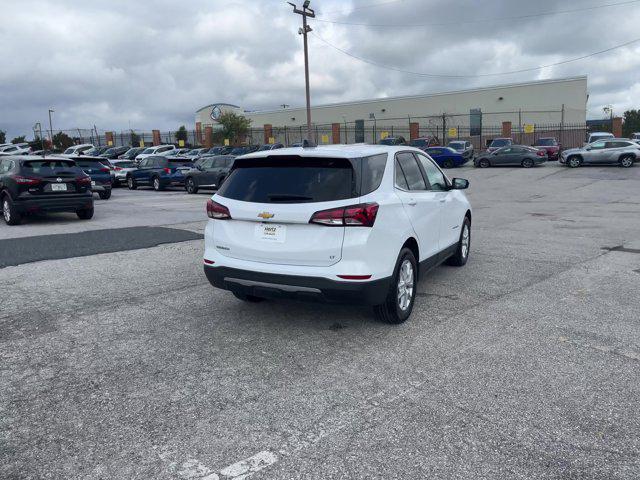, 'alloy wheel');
461,224,470,259
3,200,10,223
621,157,633,168
397,259,414,312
